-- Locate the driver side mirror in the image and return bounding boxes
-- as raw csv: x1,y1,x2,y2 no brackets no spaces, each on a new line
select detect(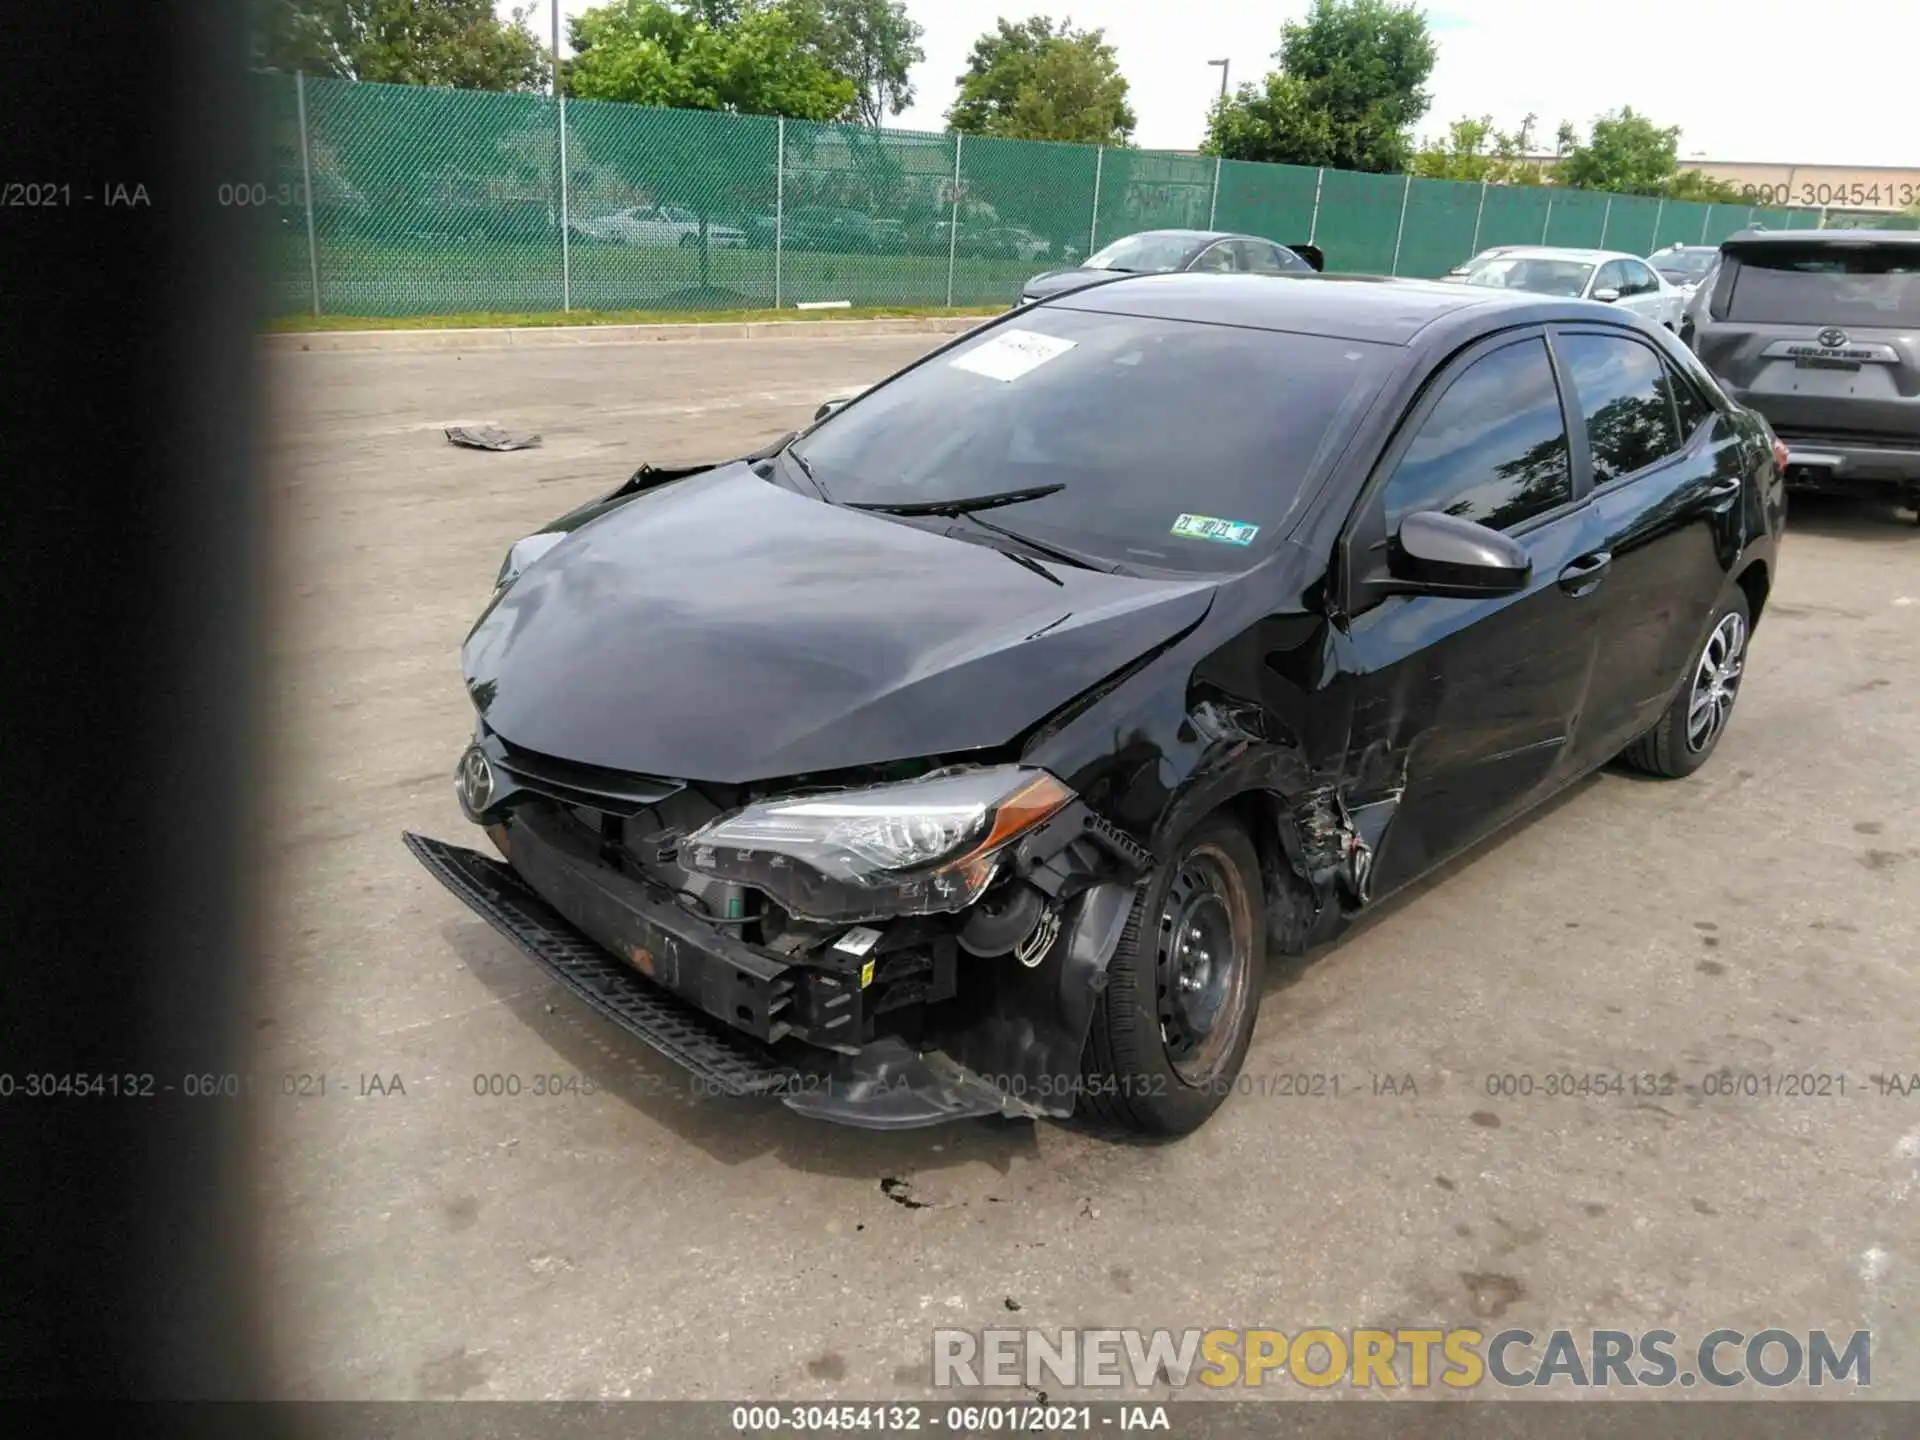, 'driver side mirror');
813,384,870,423
1388,511,1531,597
1592,287,1621,303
